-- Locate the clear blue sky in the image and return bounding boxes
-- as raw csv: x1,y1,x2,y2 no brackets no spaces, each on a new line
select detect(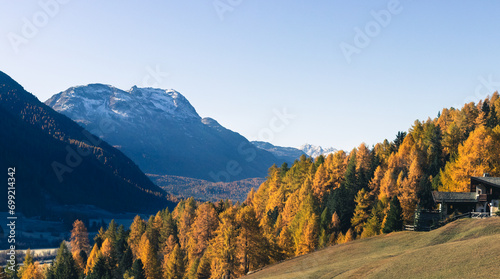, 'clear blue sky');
2,1,500,151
